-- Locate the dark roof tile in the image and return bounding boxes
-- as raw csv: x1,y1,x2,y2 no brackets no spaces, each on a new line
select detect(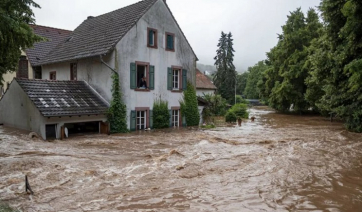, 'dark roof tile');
25,25,72,66
16,79,109,117
39,0,158,65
